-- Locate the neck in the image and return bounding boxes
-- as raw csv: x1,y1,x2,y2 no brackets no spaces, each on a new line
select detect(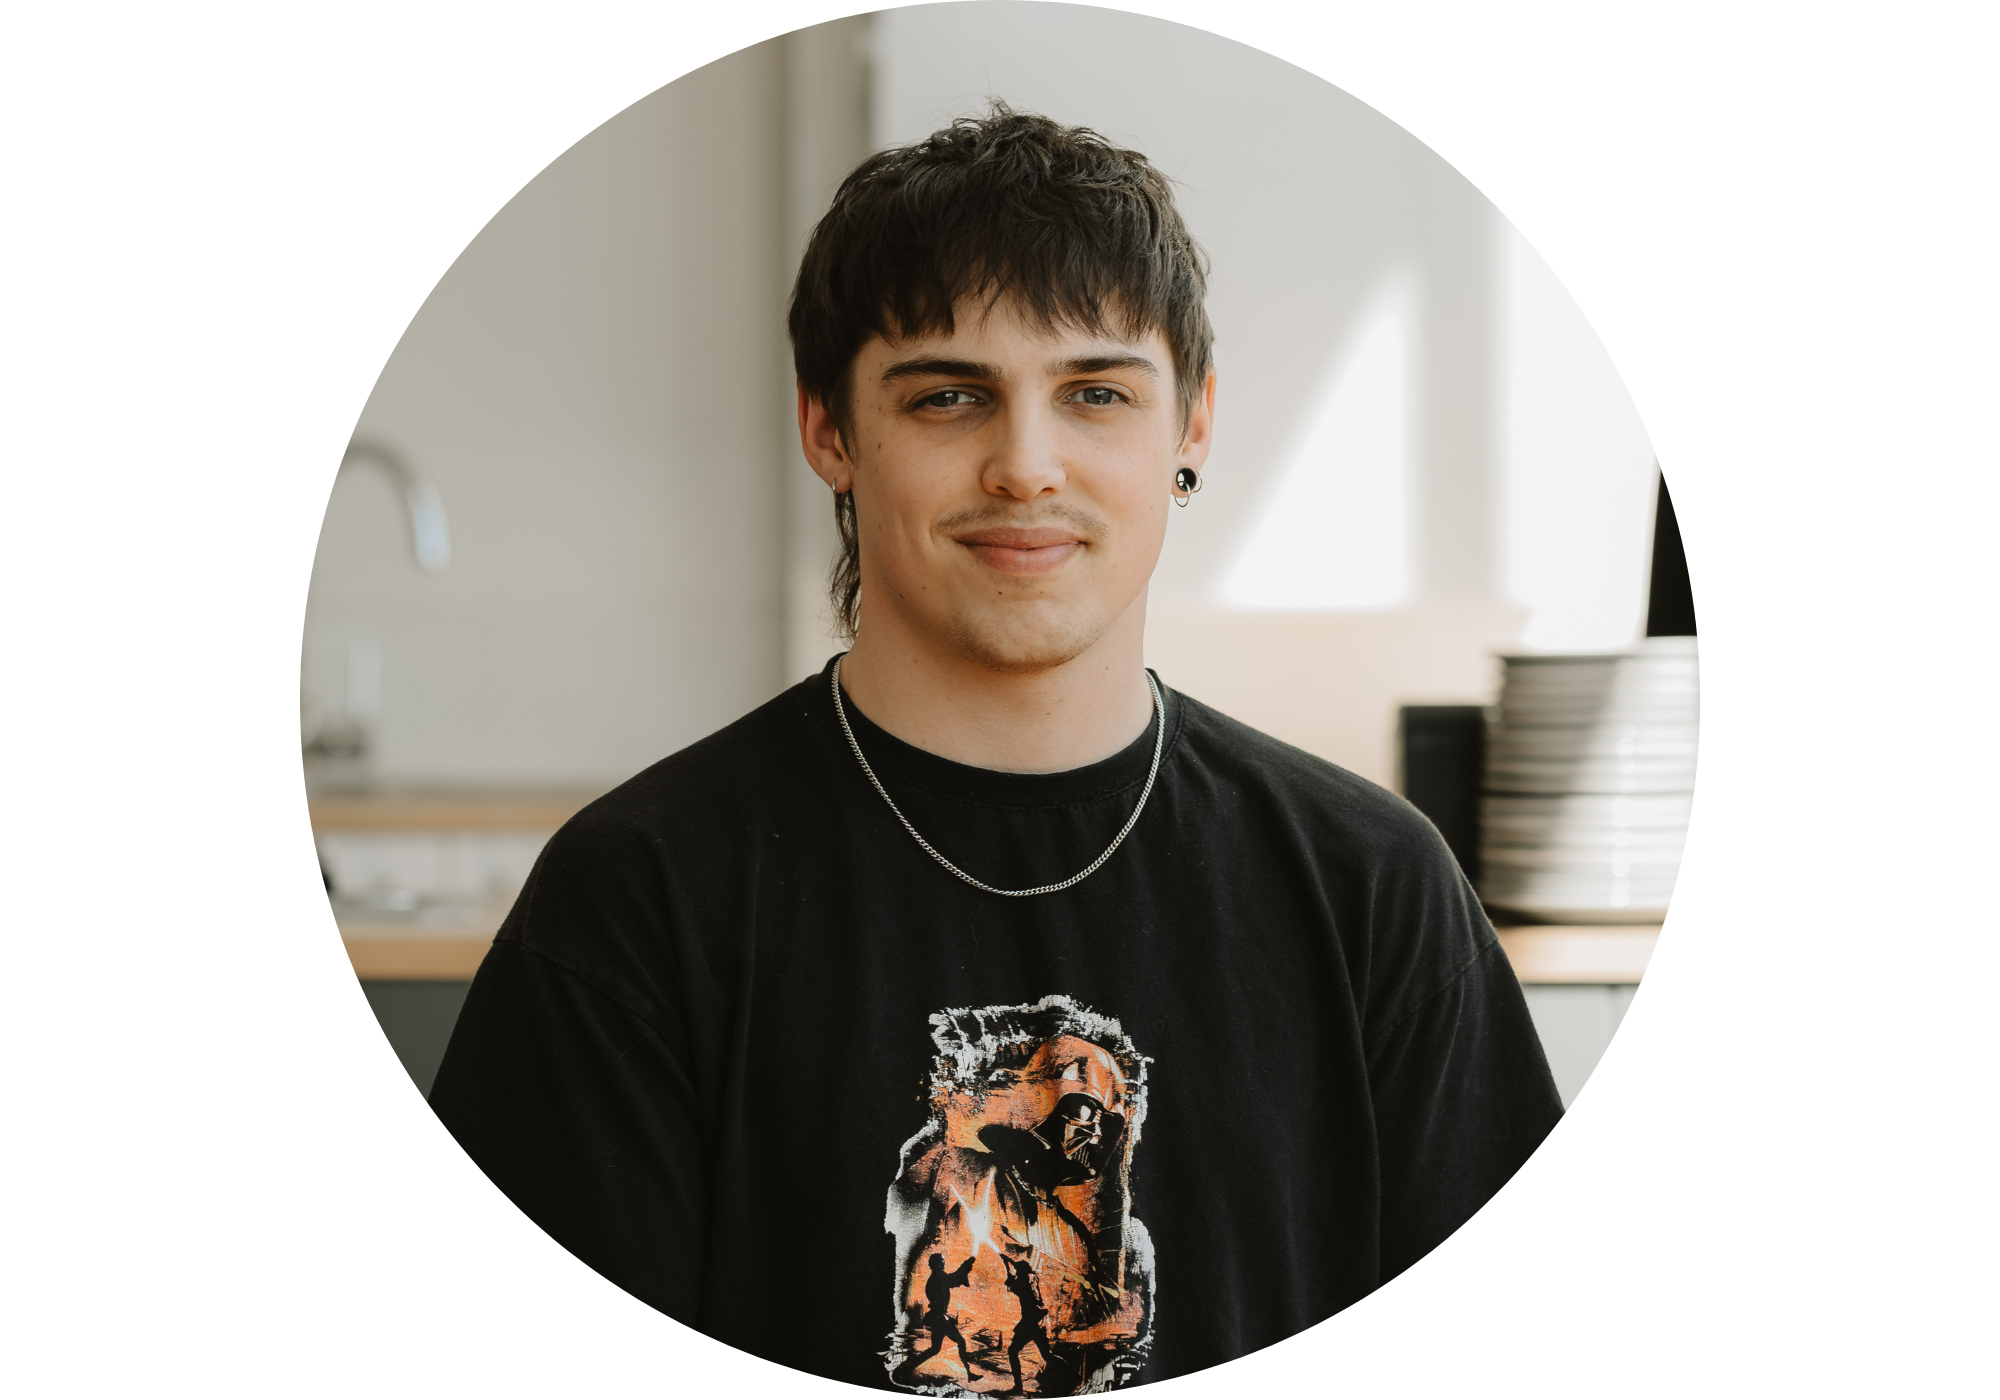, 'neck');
834,597,1156,774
